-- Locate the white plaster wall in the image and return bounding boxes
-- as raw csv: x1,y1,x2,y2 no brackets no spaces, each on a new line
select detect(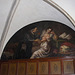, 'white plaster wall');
0,0,75,57
52,0,75,22
0,0,14,40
